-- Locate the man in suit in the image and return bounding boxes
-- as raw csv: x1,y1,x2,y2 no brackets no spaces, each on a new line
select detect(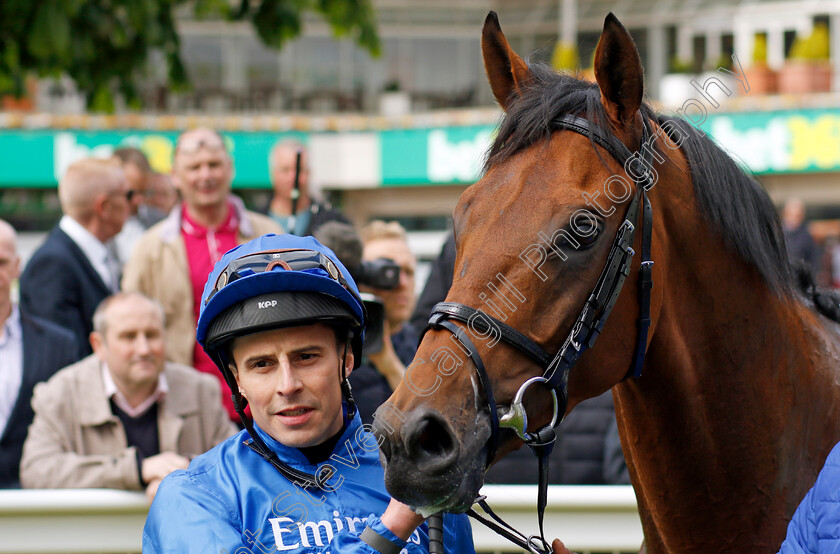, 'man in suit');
0,219,81,488
20,158,130,356
20,291,236,499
